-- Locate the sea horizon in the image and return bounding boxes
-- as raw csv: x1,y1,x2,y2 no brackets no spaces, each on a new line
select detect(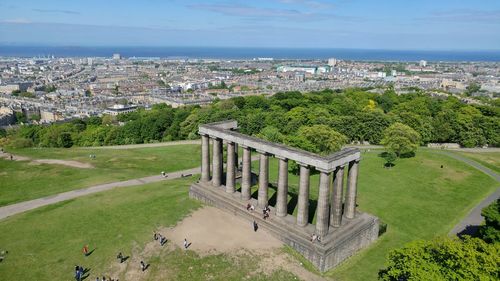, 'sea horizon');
1,45,500,62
